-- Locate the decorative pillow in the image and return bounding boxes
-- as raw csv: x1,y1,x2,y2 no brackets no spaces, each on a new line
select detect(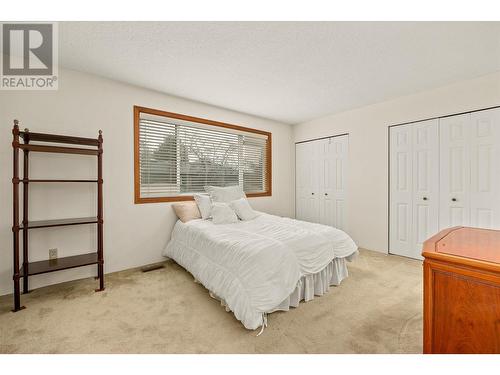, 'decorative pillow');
230,198,258,221
193,193,212,219
210,202,238,224
204,185,246,203
172,202,201,223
